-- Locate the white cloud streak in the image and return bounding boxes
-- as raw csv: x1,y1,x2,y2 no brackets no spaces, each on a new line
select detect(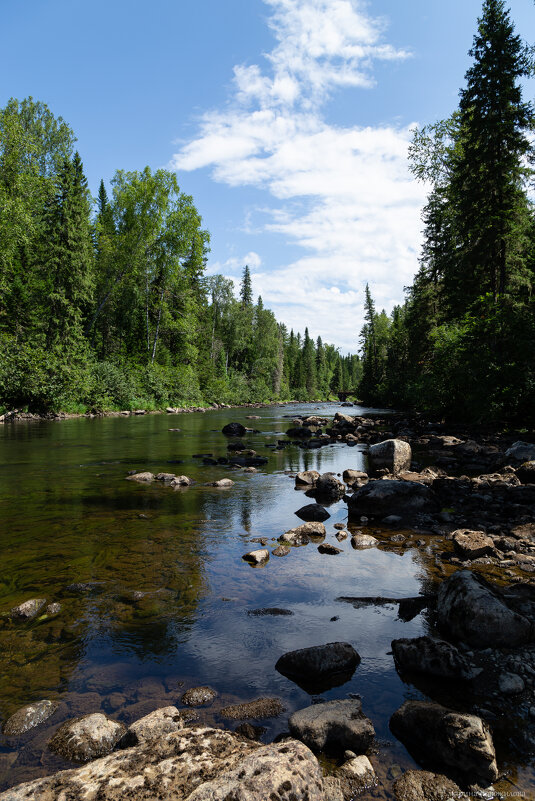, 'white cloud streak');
171,0,426,351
